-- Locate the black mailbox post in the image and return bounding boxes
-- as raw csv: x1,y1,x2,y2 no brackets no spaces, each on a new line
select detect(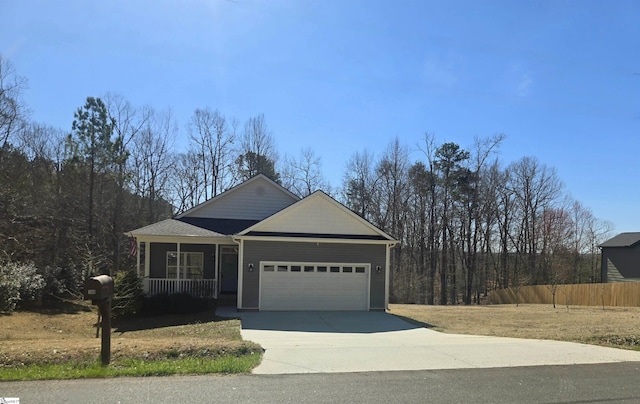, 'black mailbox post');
83,275,114,366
